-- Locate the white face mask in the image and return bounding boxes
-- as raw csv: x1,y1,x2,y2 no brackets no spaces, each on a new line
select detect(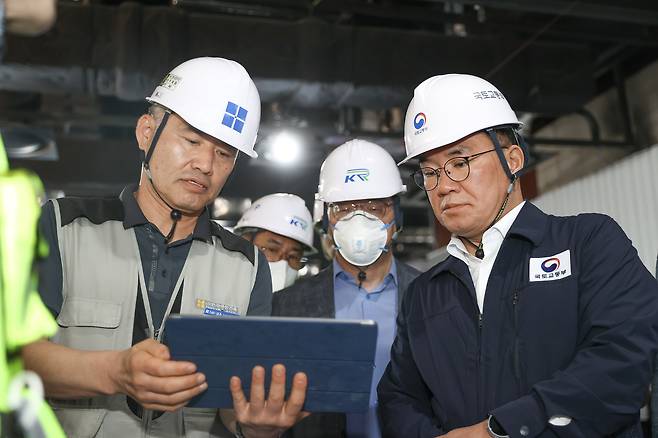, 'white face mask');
268,260,299,292
332,211,393,267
